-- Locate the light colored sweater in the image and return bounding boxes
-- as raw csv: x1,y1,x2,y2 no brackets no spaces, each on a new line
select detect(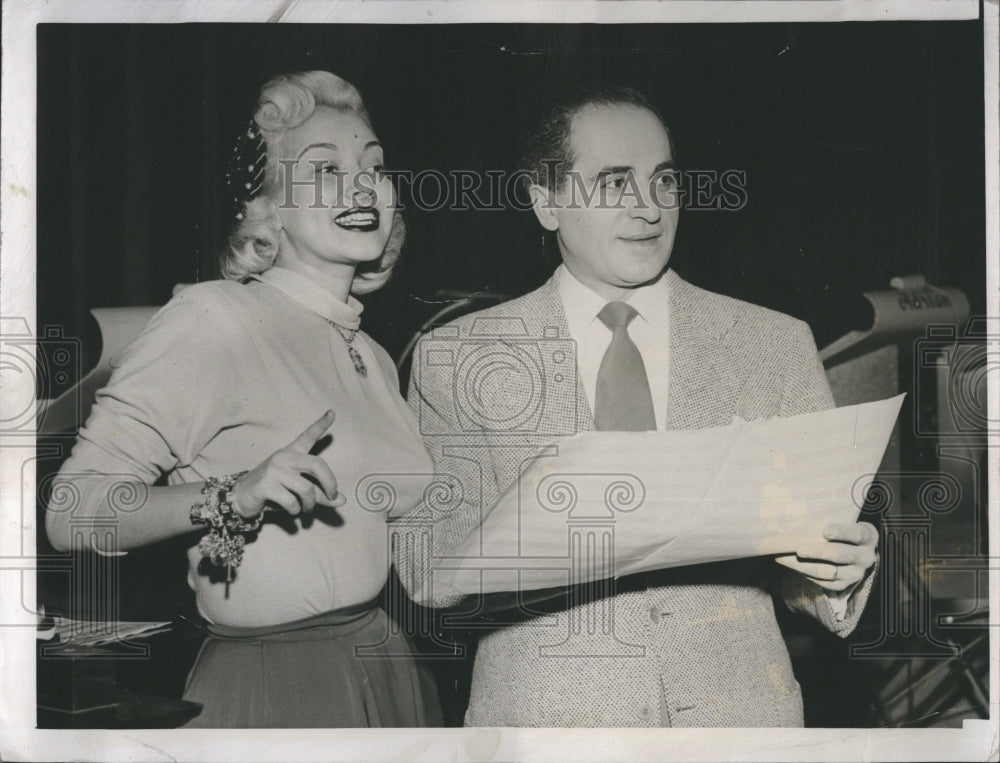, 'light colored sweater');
57,265,432,627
